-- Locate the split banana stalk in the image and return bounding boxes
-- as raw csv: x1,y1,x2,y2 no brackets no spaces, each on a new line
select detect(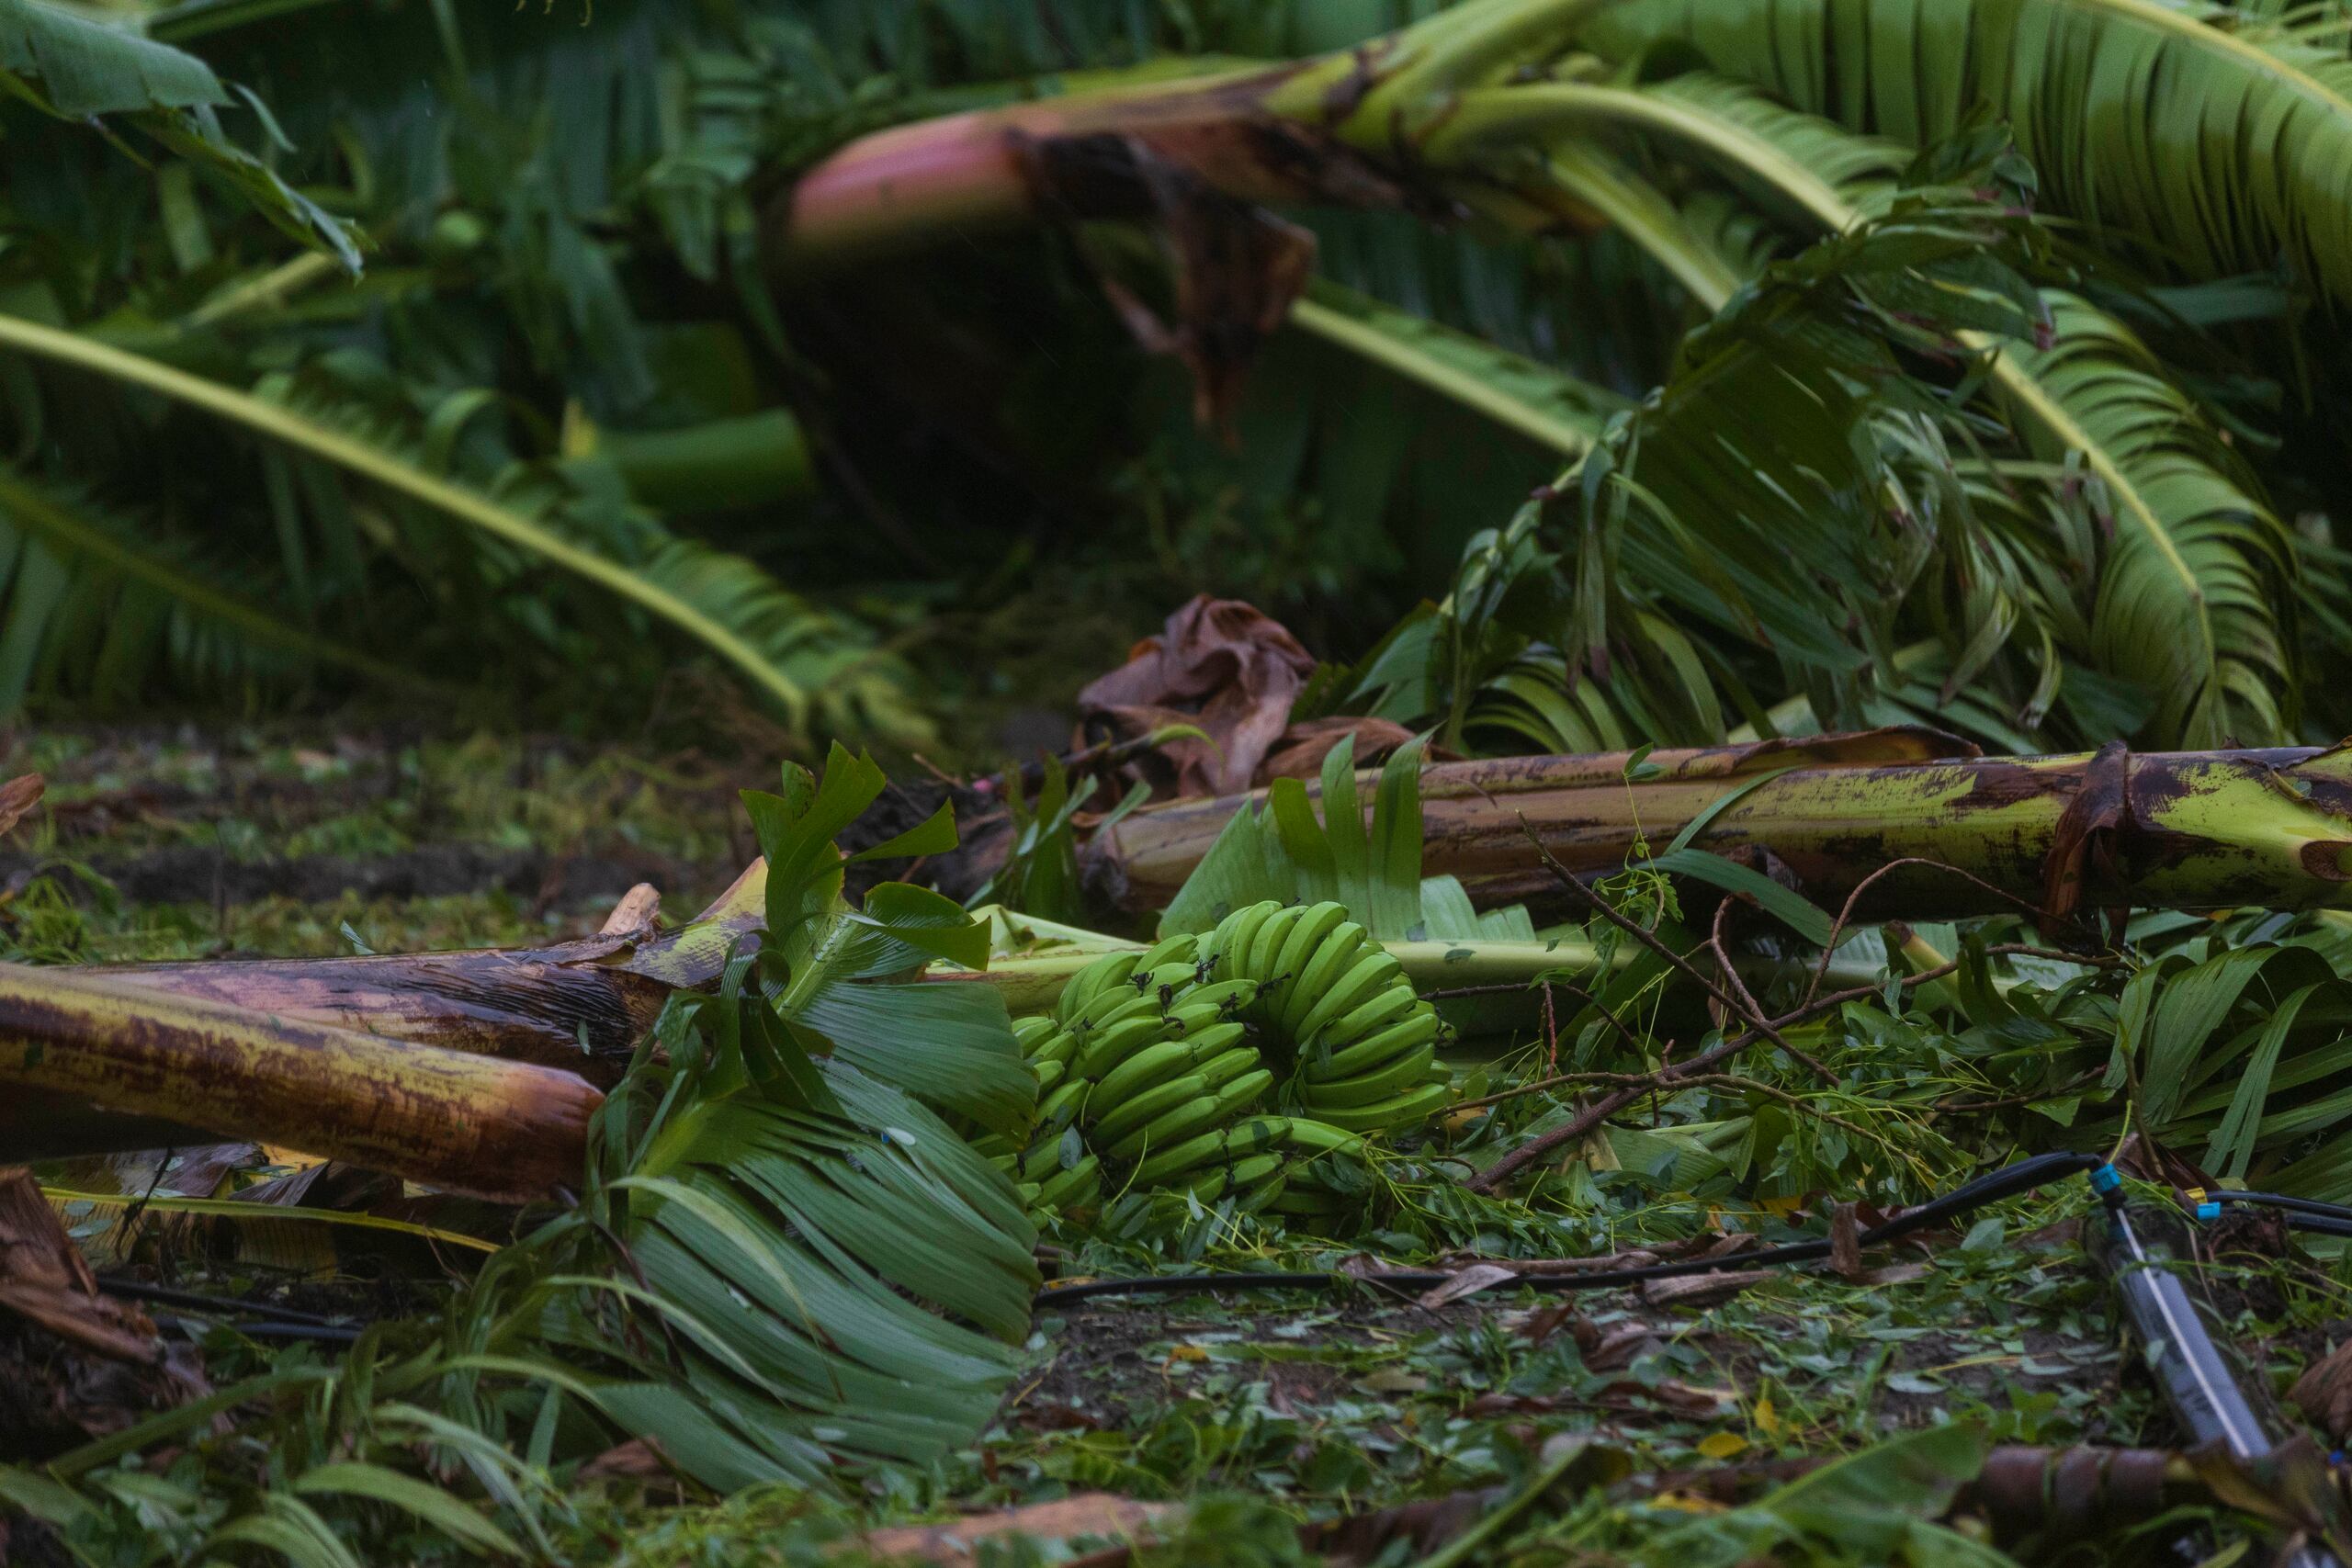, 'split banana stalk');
0,962,599,1203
